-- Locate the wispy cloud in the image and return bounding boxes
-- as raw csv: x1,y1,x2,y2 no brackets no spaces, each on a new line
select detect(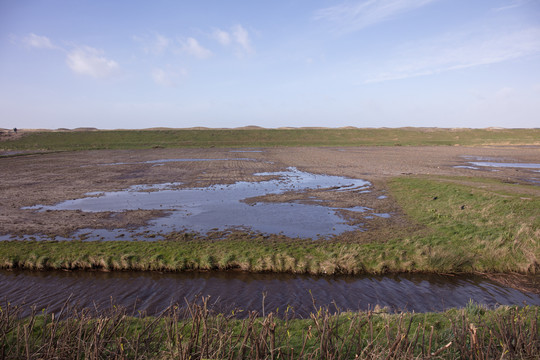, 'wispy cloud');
22,33,56,49
232,25,252,53
152,67,186,87
19,33,119,79
365,26,540,83
492,0,530,12
180,37,212,59
212,29,231,46
315,0,438,33
66,46,119,78
212,25,253,56
133,32,170,55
